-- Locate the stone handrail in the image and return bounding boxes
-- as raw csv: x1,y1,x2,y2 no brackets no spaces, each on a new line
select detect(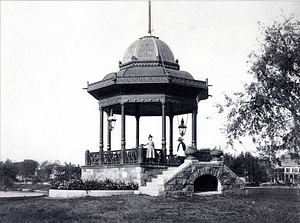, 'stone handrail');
223,164,239,179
